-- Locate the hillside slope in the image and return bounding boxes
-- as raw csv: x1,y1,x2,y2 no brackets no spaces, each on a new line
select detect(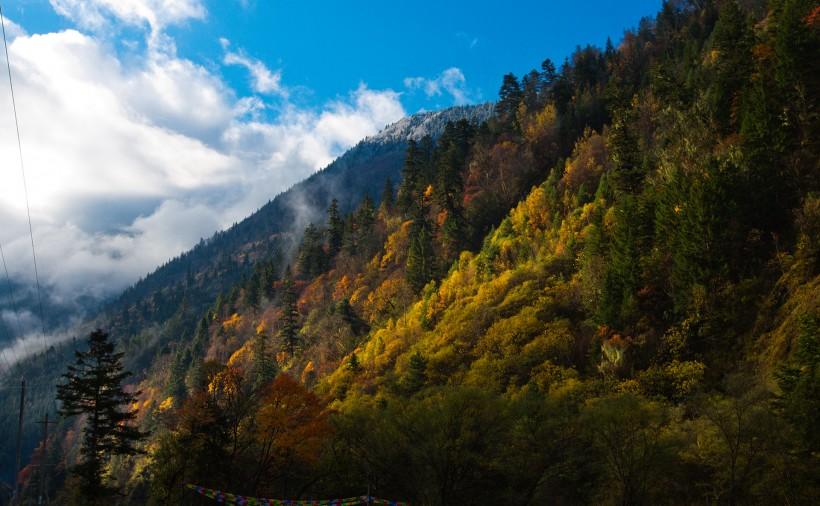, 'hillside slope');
7,1,820,504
